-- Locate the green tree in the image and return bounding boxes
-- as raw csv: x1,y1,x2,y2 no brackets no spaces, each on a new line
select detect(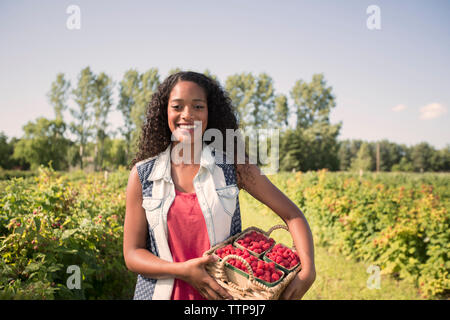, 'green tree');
118,68,160,159
251,73,276,129
375,139,404,171
411,142,435,172
47,73,71,122
337,139,352,171
0,132,14,169
427,144,449,171
70,67,96,169
339,139,408,172
437,144,450,171
279,128,303,171
12,118,70,170
290,73,335,130
225,72,278,167
301,121,341,171
274,94,289,130
280,124,341,172
103,137,128,169
350,142,373,172
225,72,255,128
134,69,160,154
391,156,414,172
225,72,276,130
286,73,341,171
349,140,365,161
117,69,140,163
92,72,114,170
